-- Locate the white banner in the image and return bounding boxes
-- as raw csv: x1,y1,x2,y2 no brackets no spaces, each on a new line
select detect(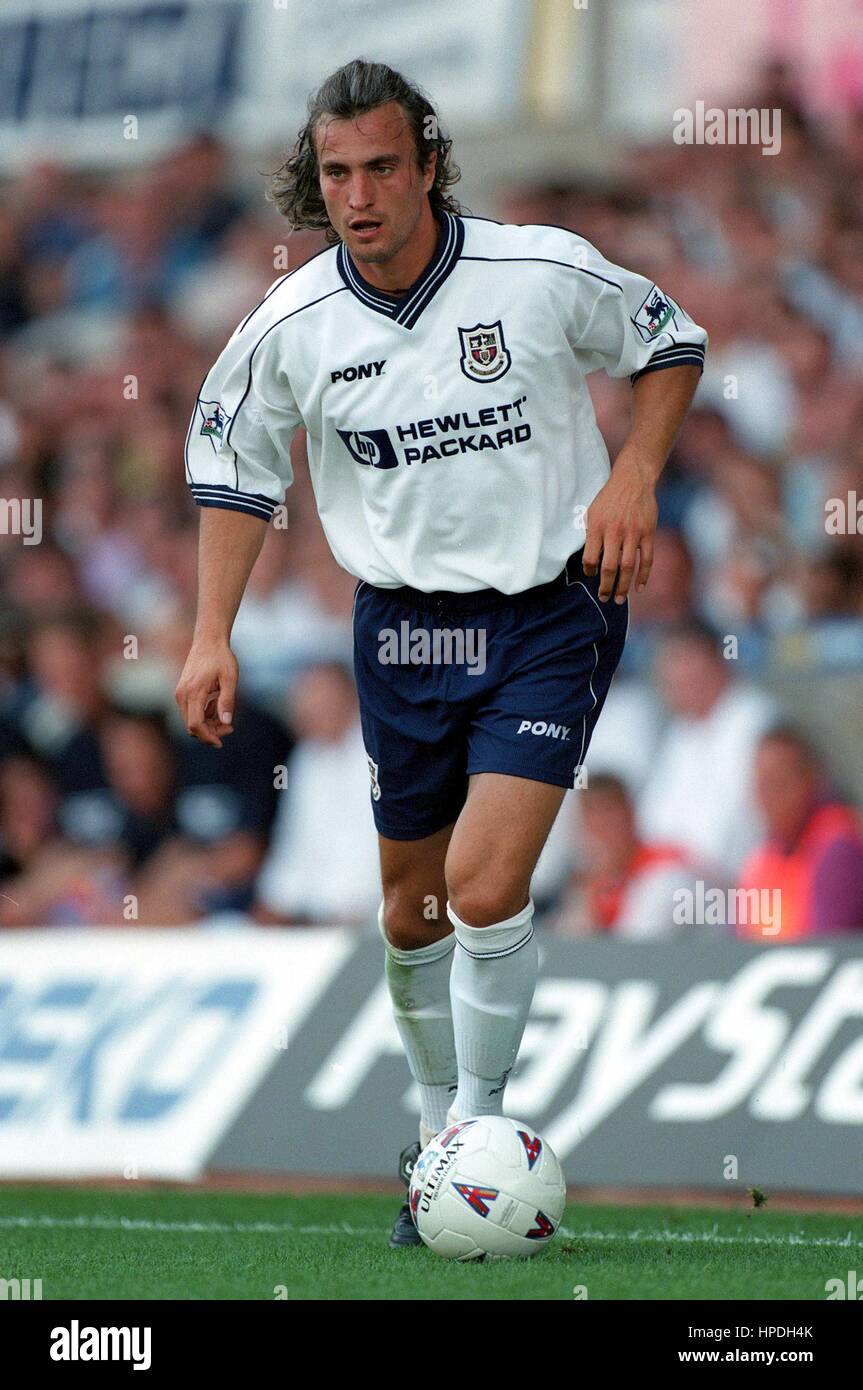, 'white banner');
0,0,246,168
0,0,534,169
0,928,352,1179
249,0,530,134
